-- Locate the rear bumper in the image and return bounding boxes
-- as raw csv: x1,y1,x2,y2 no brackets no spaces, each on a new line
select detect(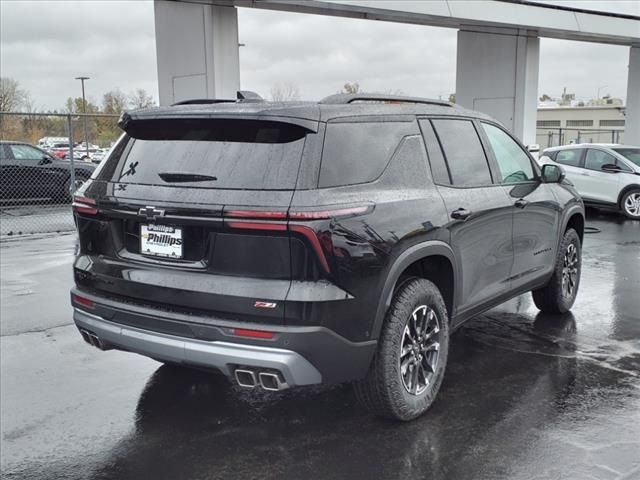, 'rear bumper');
74,308,322,386
71,288,377,385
